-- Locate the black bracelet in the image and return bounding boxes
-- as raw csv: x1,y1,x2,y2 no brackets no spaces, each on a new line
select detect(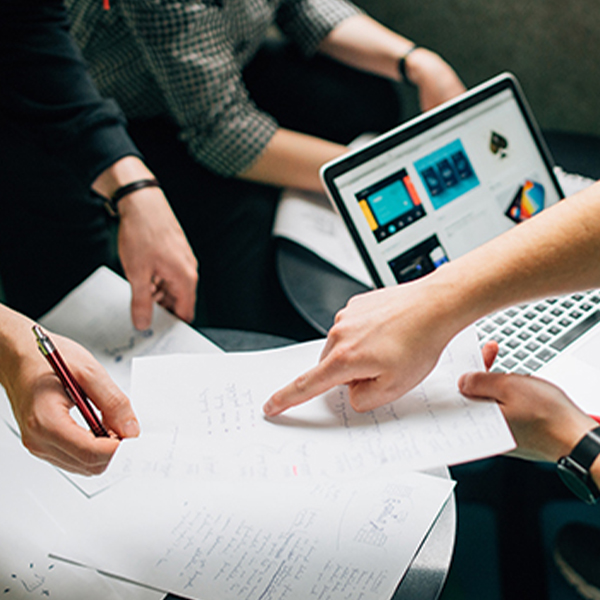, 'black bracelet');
103,178,161,217
398,45,419,87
